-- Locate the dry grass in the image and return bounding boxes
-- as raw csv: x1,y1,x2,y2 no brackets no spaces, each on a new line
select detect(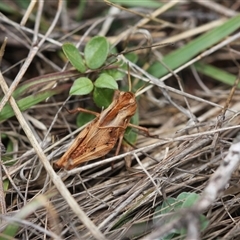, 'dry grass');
0,1,240,239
